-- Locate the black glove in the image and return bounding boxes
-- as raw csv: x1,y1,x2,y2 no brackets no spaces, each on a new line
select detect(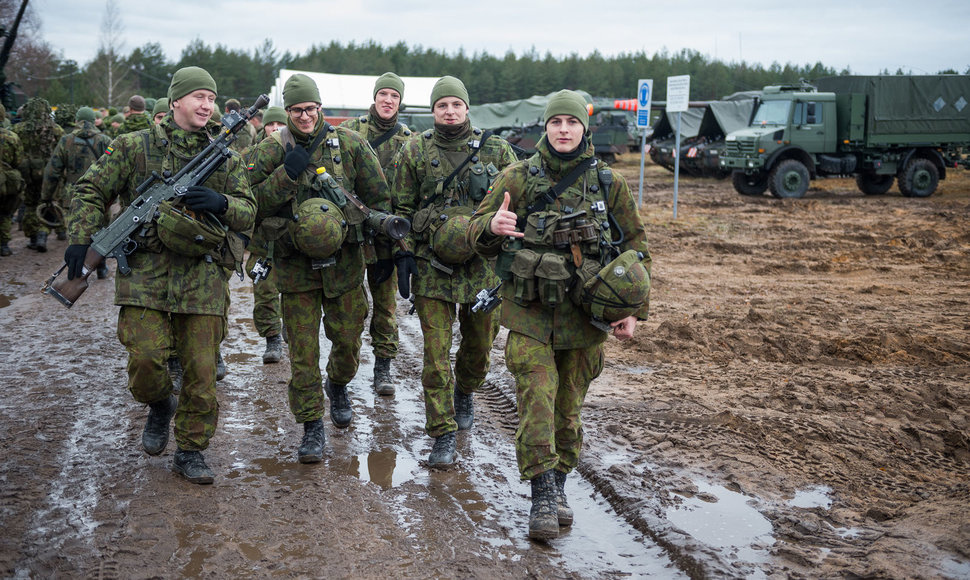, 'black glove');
183,185,227,214
283,143,310,180
394,251,417,299
65,244,89,280
367,258,395,285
